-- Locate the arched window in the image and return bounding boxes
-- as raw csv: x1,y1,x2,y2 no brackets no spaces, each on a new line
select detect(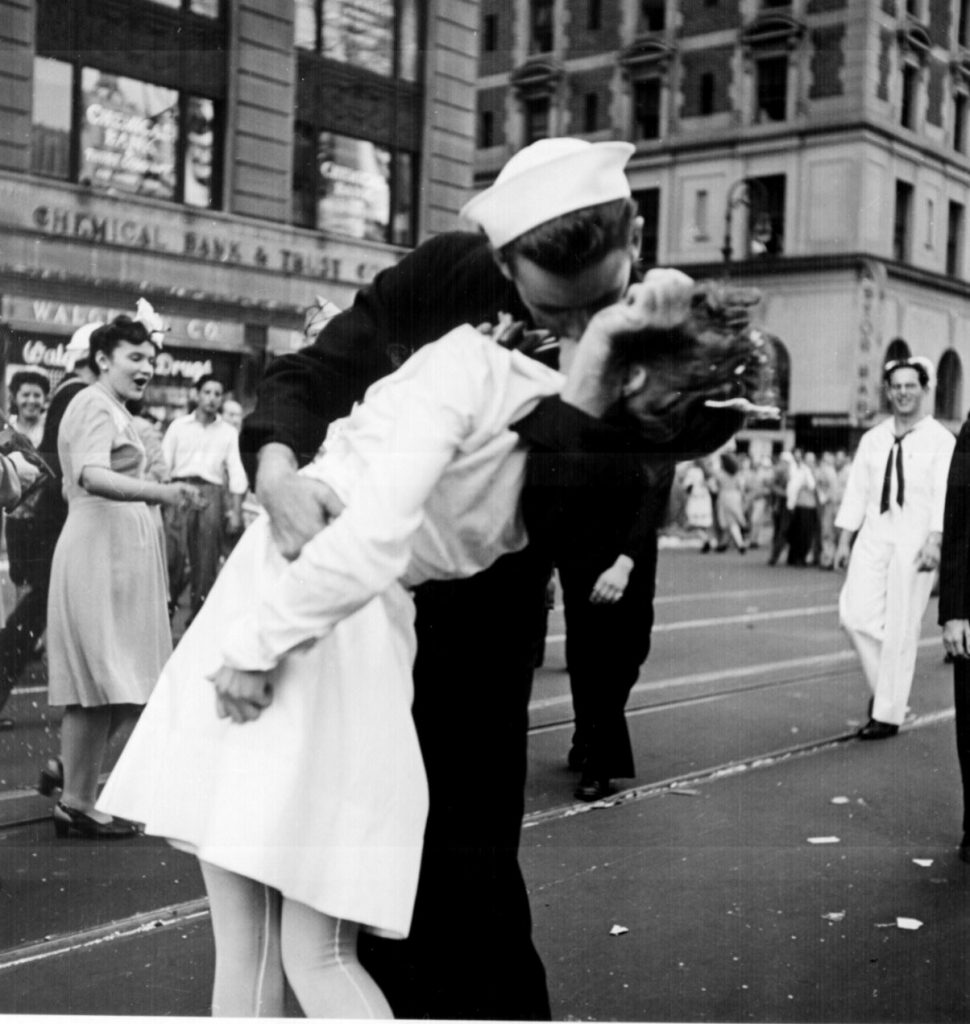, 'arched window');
936,349,964,420
882,338,912,410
